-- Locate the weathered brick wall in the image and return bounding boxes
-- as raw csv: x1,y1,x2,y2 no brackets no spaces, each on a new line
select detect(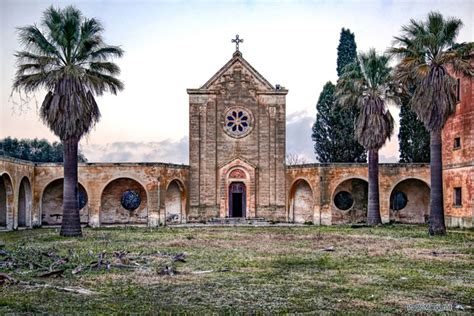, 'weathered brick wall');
165,180,184,223
287,163,432,225
0,157,35,229
41,179,89,225
442,61,474,227
332,178,367,225
0,157,188,229
389,179,430,224
100,178,148,224
289,180,314,223
17,177,32,227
